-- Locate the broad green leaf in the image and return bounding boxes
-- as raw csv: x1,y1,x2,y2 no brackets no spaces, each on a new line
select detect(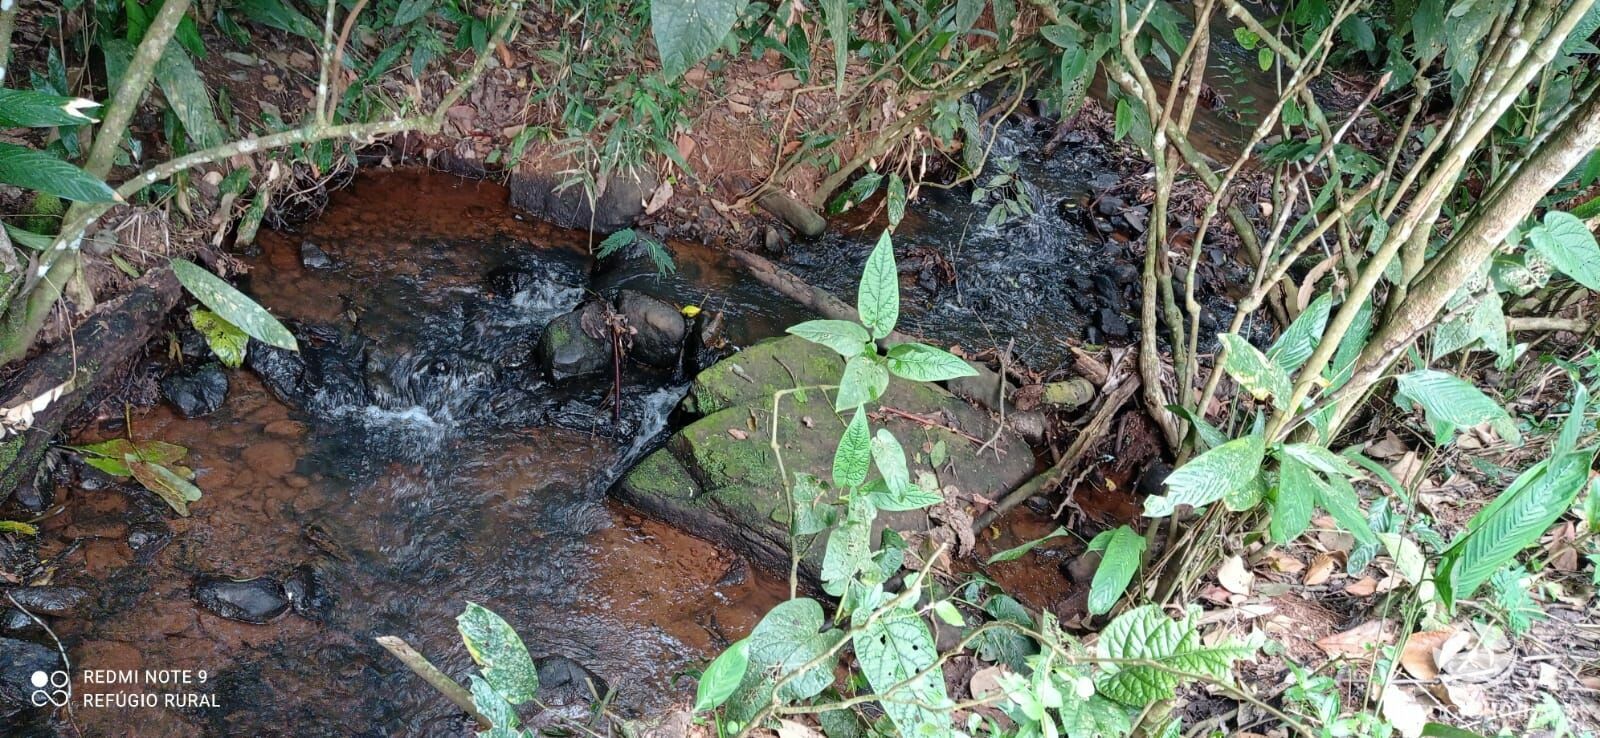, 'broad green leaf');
467,674,521,738
652,0,740,79
1421,723,1490,738
83,457,133,477
1395,369,1519,446
820,495,875,596
1097,606,1254,707
1269,456,1317,543
747,598,845,701
788,319,870,358
694,638,749,712
237,0,321,39
0,142,117,203
1440,448,1597,606
395,0,435,25
1089,525,1145,615
1220,334,1292,408
1527,211,1600,291
974,594,1036,669
457,602,540,705
829,172,884,214
3,223,55,250
865,478,943,511
985,526,1072,563
1317,474,1378,547
155,45,224,148
1266,293,1332,372
791,473,835,535
190,307,248,368
835,355,888,410
1555,383,1590,457
857,231,900,339
932,600,965,626
886,342,978,382
0,89,100,128
886,174,907,227
1278,442,1361,479
833,408,871,489
75,437,188,464
171,259,299,351
1378,533,1426,585
1168,404,1227,450
870,428,909,493
127,458,202,516
851,604,952,738
1144,434,1265,517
